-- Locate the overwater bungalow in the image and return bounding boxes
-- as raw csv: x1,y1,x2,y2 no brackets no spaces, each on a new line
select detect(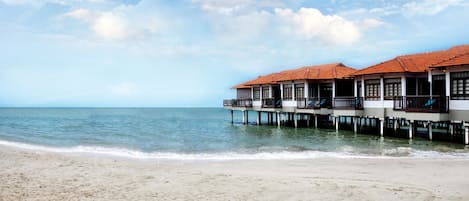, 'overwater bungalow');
224,45,469,145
